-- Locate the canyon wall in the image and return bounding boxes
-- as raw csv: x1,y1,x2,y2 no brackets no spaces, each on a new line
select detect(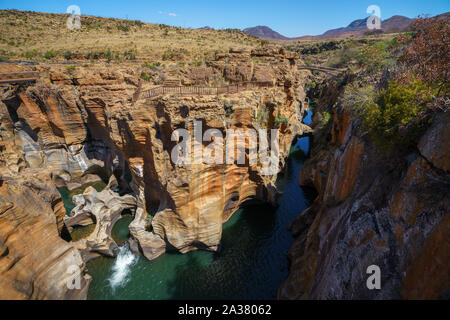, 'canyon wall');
0,47,310,298
279,80,449,299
